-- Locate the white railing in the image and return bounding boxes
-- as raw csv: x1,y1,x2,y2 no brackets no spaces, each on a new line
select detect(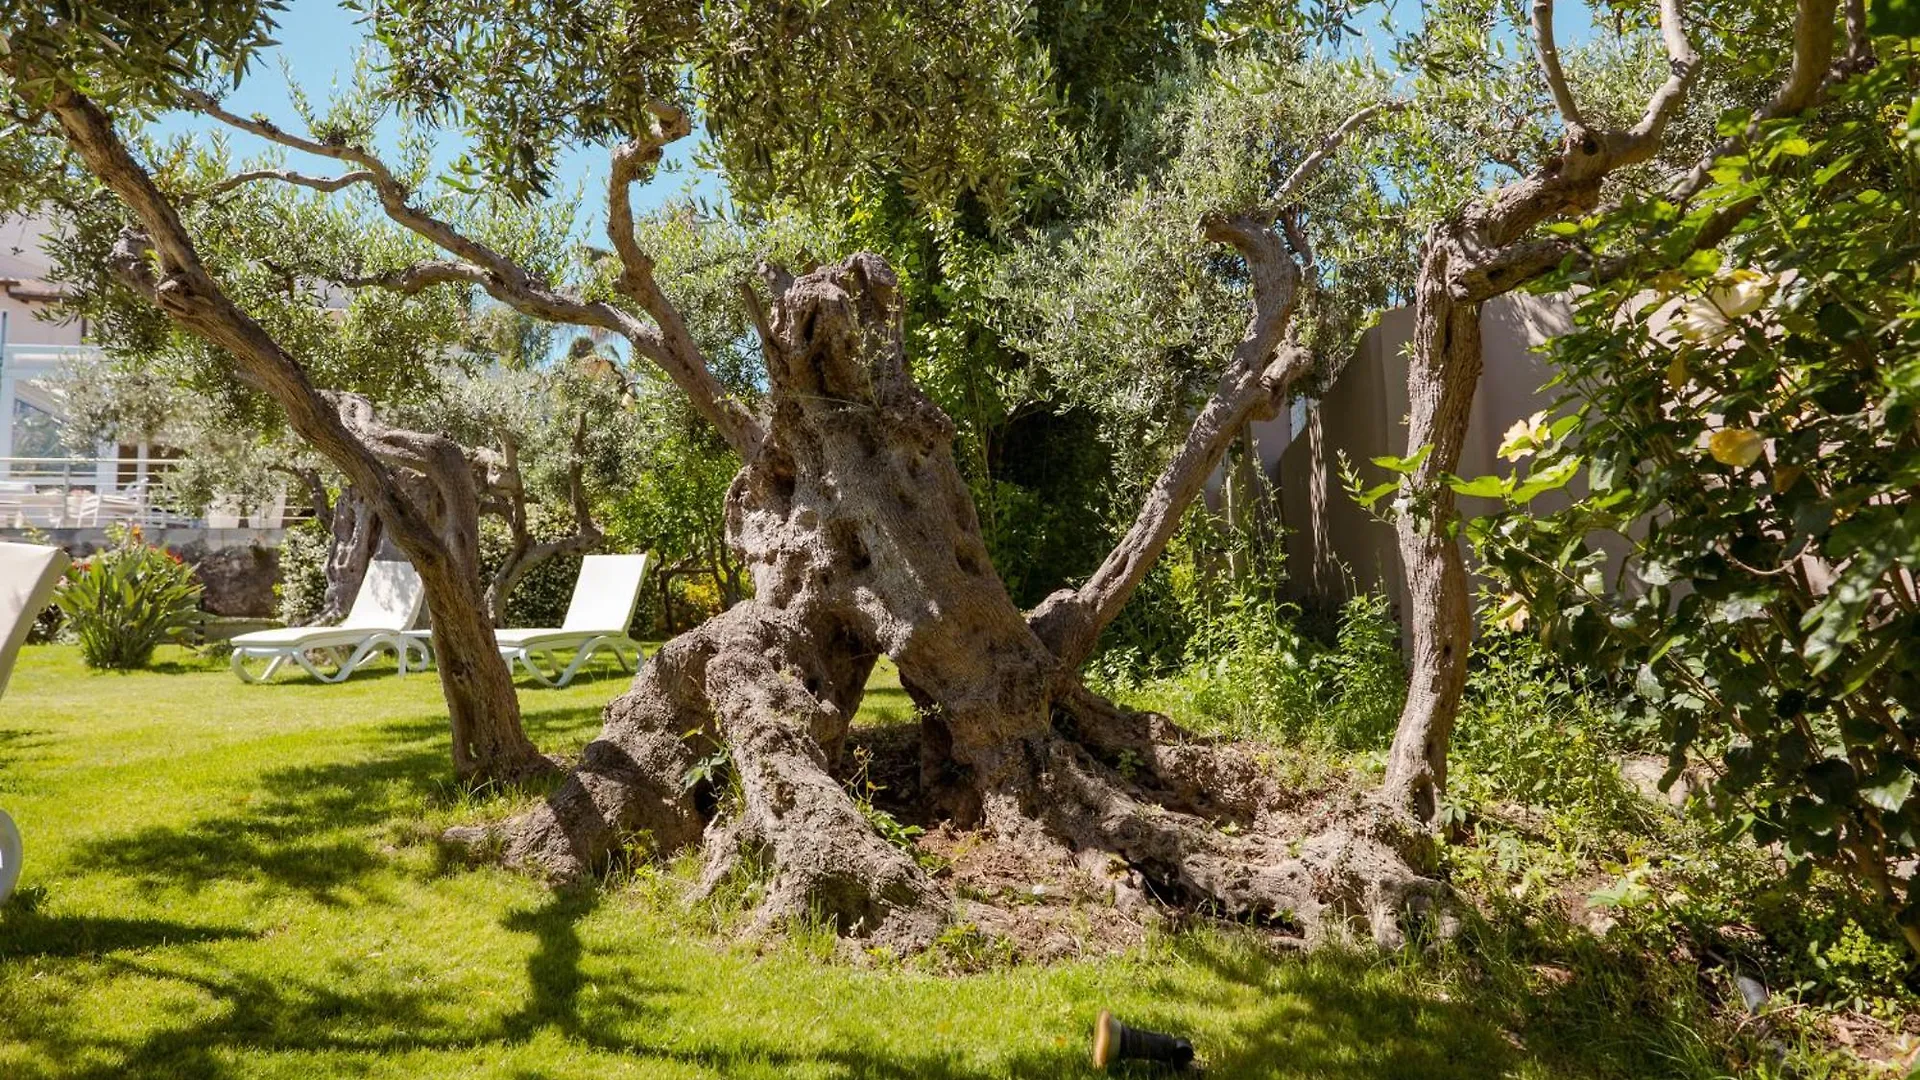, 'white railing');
0,456,198,529
0,343,100,368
